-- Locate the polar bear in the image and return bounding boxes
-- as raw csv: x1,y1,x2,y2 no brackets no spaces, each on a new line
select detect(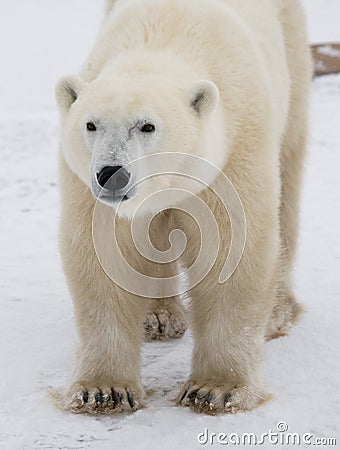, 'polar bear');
54,0,311,414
